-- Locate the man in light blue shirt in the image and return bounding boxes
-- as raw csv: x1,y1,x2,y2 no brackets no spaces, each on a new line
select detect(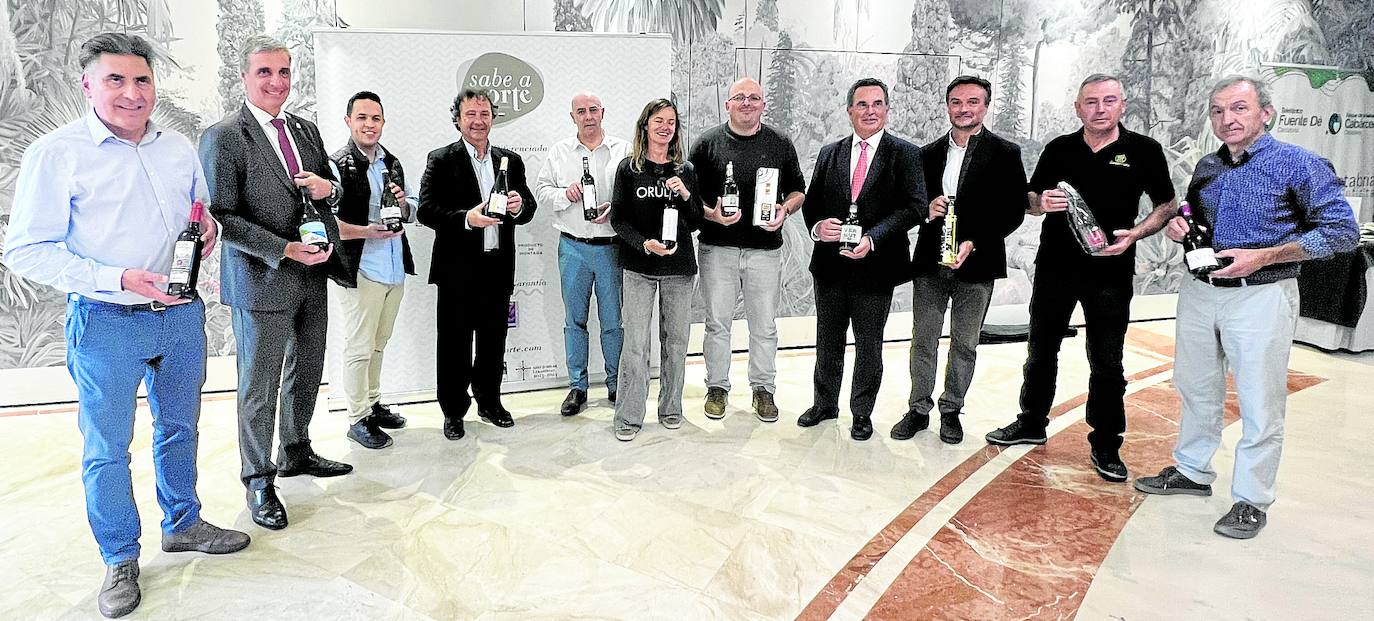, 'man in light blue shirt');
2,33,249,619
328,91,418,449
1136,75,1359,539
